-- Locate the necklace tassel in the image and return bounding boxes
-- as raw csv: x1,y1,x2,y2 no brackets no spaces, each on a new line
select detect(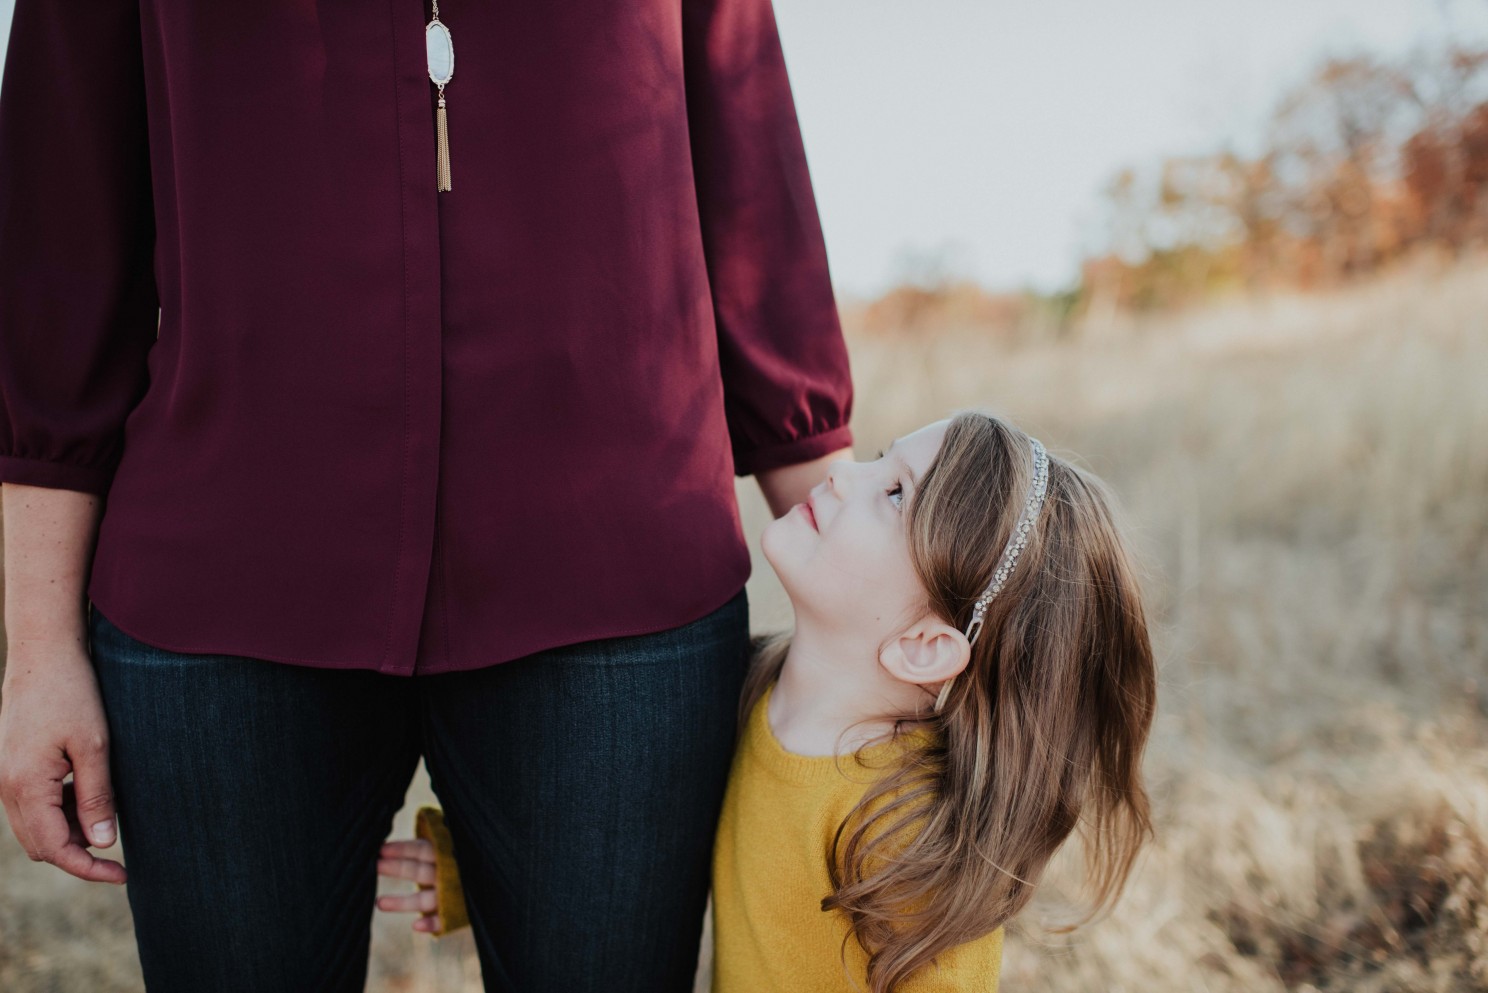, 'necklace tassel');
436,97,452,192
